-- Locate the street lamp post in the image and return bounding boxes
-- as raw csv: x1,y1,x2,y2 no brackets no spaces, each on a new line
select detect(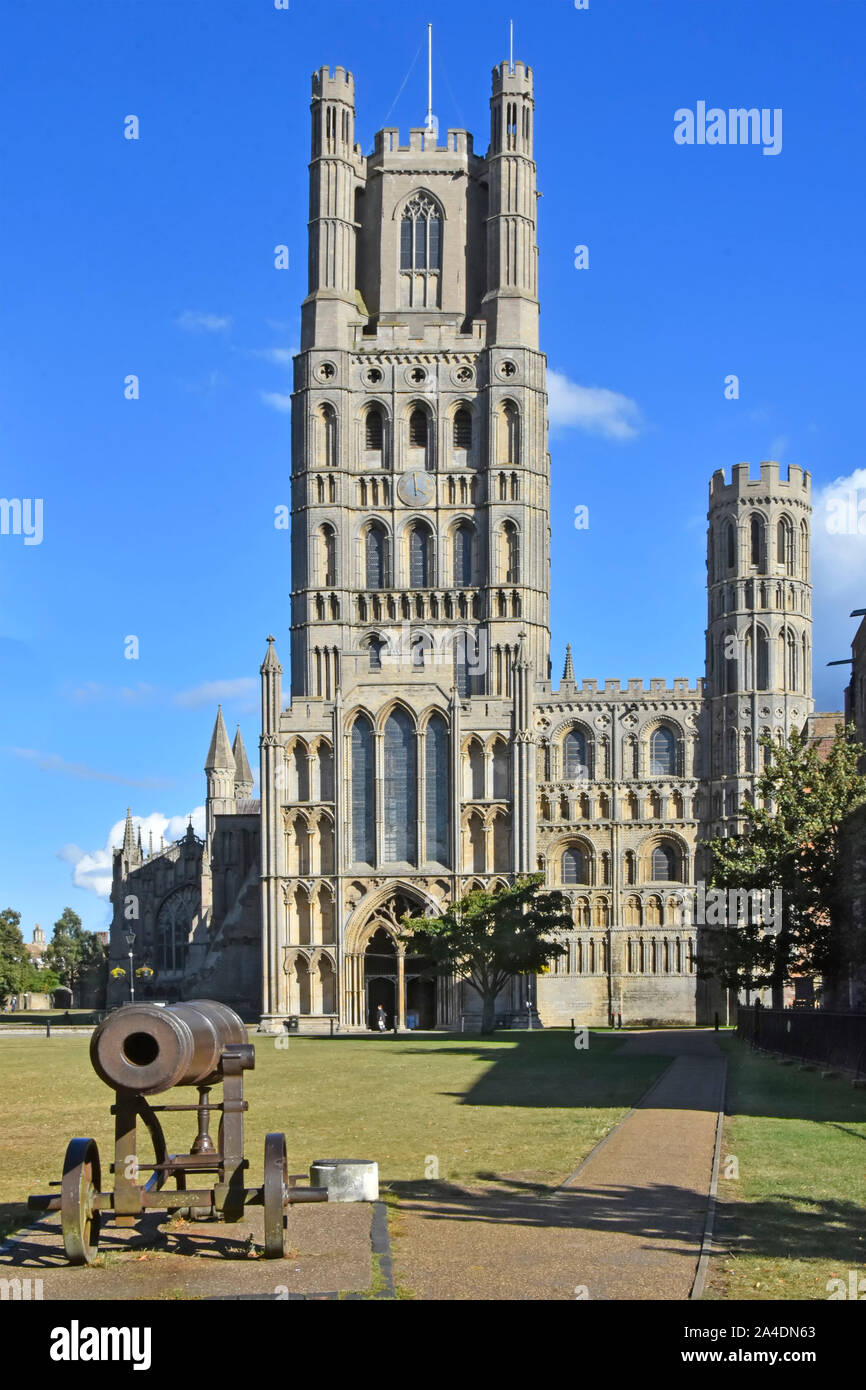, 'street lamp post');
125,931,136,1004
